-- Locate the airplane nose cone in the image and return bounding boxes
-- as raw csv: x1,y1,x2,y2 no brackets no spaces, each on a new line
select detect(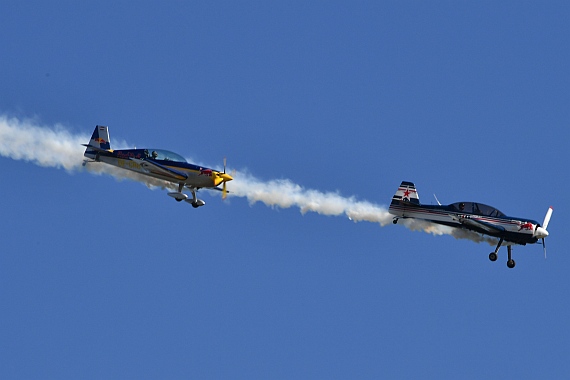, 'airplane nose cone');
535,226,549,239
220,173,233,182
213,172,233,186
